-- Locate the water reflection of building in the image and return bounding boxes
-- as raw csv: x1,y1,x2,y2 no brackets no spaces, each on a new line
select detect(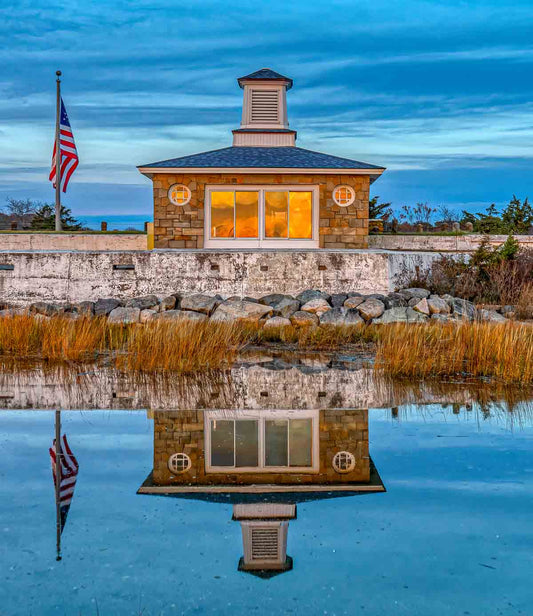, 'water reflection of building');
138,408,385,576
